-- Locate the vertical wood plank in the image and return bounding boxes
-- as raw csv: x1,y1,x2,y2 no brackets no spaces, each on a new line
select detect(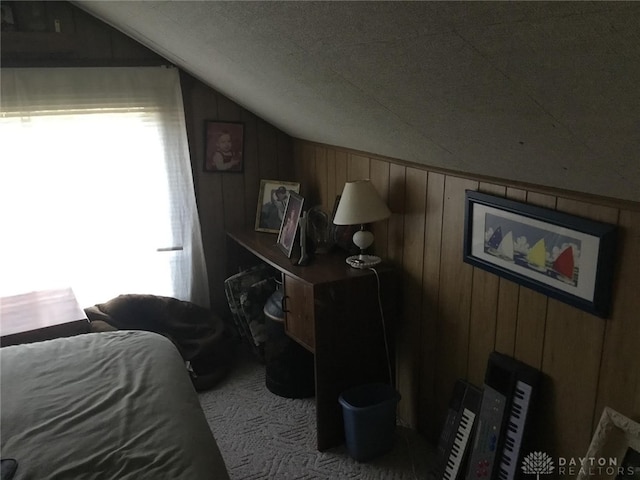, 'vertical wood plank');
313,146,328,209
370,159,390,259
419,172,445,440
494,188,527,356
276,132,293,181
326,149,337,214
434,176,478,426
387,163,406,420
293,141,304,190
241,110,259,230
594,209,640,428
514,288,548,369
467,183,505,387
218,96,245,233
348,154,370,181
298,143,315,198
540,302,604,457
387,164,406,268
513,192,557,369
292,140,302,182
257,119,278,181
397,167,428,427
335,150,348,197
541,198,618,457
